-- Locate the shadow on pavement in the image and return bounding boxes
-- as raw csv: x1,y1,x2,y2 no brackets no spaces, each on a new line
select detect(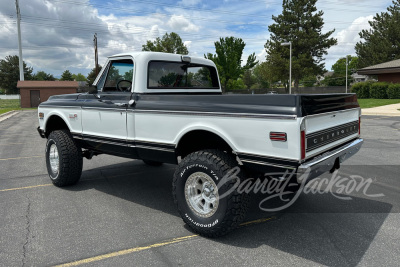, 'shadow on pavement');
64,160,393,267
